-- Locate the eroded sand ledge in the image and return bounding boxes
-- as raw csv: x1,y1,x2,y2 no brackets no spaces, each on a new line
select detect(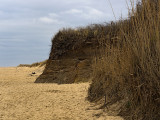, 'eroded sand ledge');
0,67,123,120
